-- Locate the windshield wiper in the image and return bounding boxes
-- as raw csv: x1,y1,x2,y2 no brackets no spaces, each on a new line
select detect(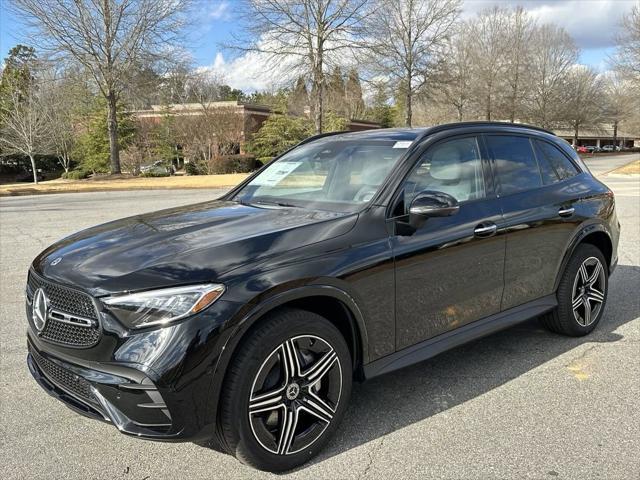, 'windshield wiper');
252,200,301,208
